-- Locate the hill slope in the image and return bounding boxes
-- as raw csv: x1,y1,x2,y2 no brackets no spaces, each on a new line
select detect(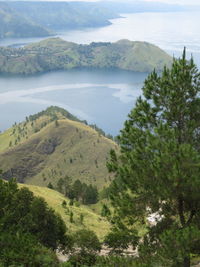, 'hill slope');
18,183,110,240
0,38,172,74
0,106,117,189
6,1,117,30
0,2,51,39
